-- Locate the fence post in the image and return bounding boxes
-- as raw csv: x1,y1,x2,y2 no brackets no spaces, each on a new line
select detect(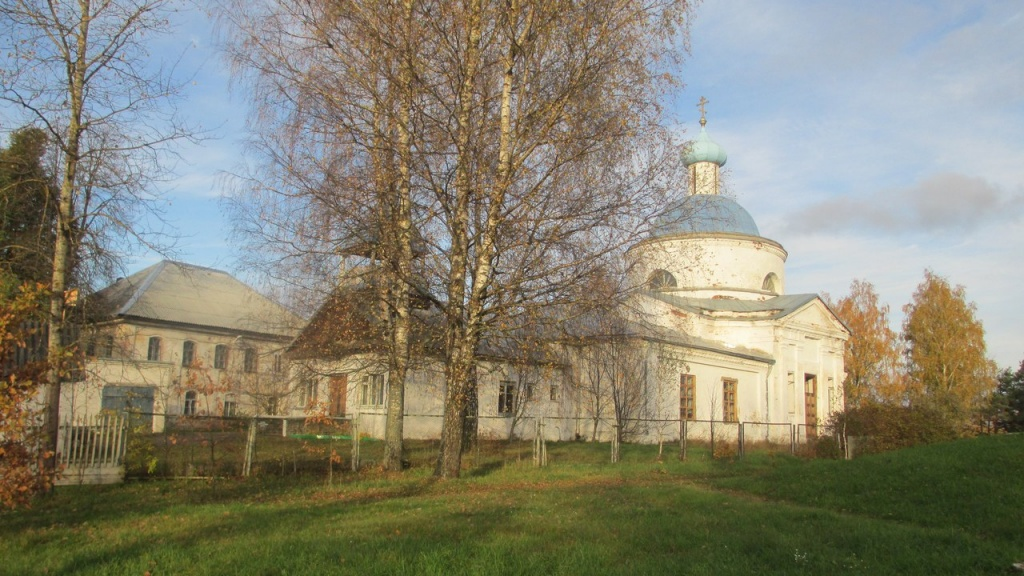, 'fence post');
790,424,796,455
679,418,687,462
351,417,360,472
611,425,620,464
533,419,541,467
739,422,745,458
243,417,257,477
